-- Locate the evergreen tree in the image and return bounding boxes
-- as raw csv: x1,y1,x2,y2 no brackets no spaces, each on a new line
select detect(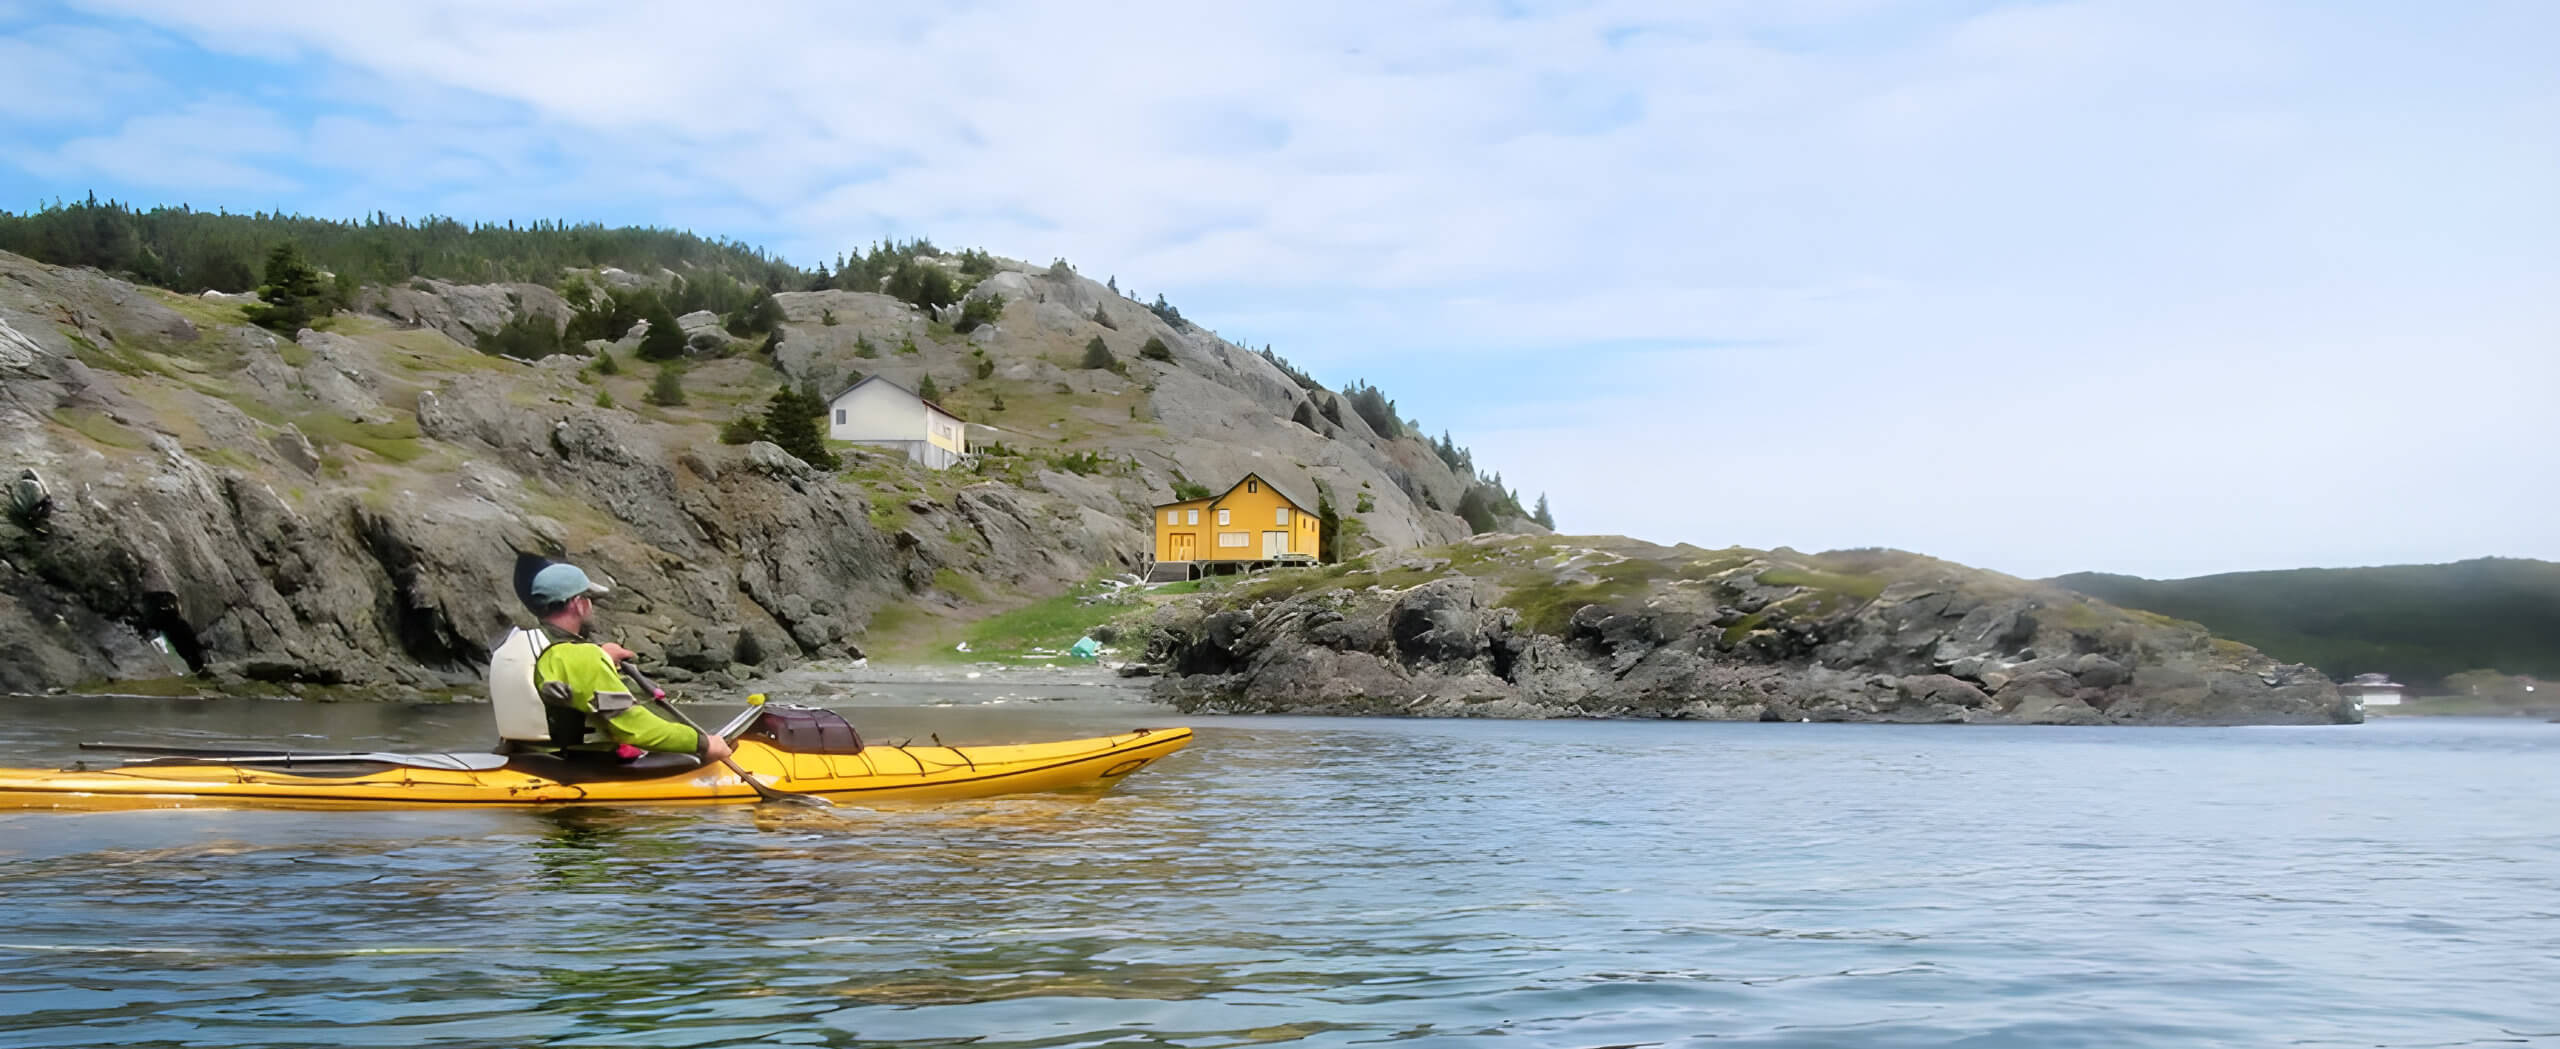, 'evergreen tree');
1081,336,1117,370
727,287,783,336
954,293,1003,333
882,258,958,309
646,362,688,406
1139,335,1172,361
636,302,686,361
1533,493,1555,529
243,242,330,332
1456,485,1502,534
760,386,838,470
1343,382,1402,438
917,375,940,401
1316,485,1342,563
